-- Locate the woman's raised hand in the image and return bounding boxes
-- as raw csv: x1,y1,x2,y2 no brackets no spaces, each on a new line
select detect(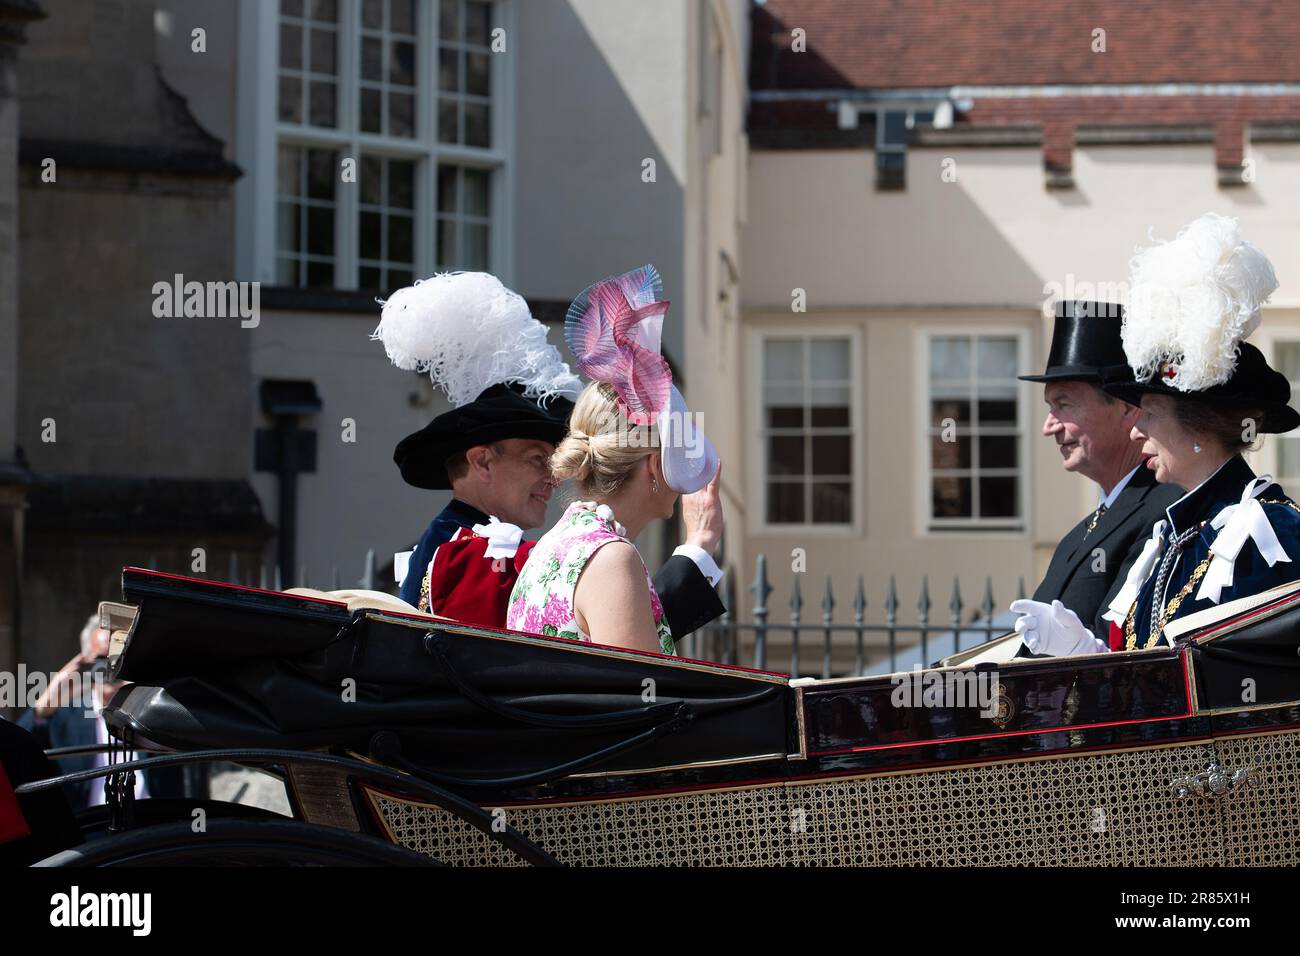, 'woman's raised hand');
681,461,723,555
